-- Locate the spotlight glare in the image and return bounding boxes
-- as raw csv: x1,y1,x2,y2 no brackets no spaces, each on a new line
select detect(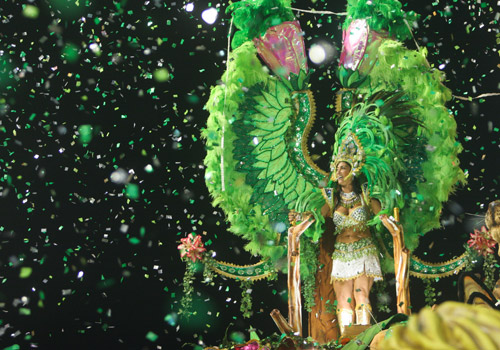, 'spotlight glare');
309,44,327,65
201,8,218,25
